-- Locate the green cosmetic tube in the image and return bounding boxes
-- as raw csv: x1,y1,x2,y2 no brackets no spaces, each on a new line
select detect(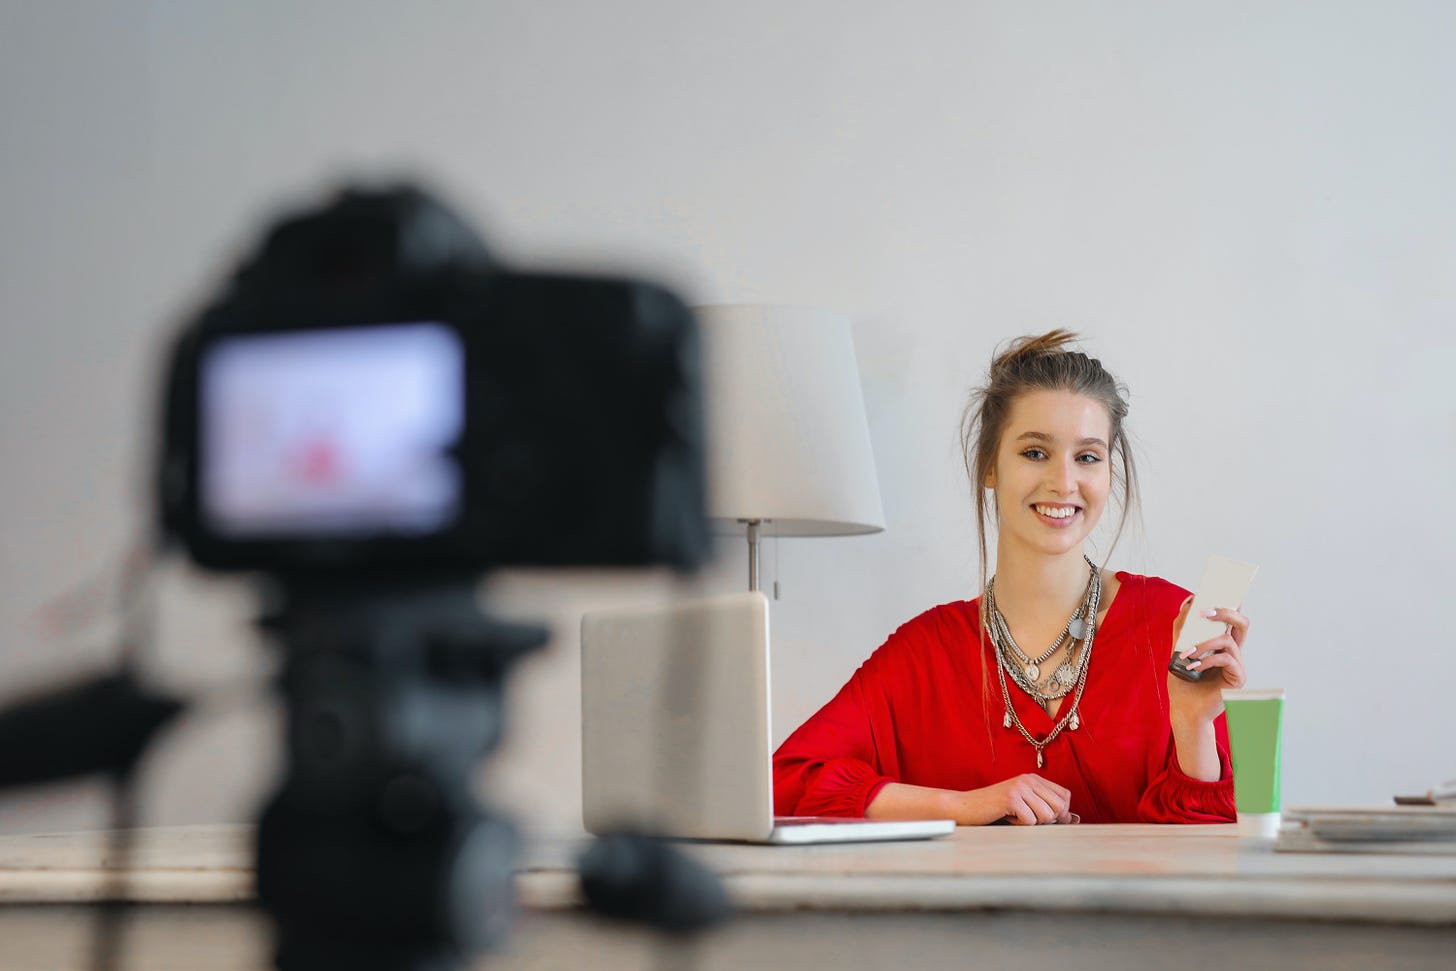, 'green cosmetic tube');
1221,688,1285,838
